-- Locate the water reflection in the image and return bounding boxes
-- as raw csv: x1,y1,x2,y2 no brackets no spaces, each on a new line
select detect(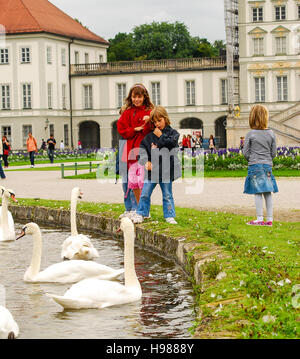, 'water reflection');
0,223,195,339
